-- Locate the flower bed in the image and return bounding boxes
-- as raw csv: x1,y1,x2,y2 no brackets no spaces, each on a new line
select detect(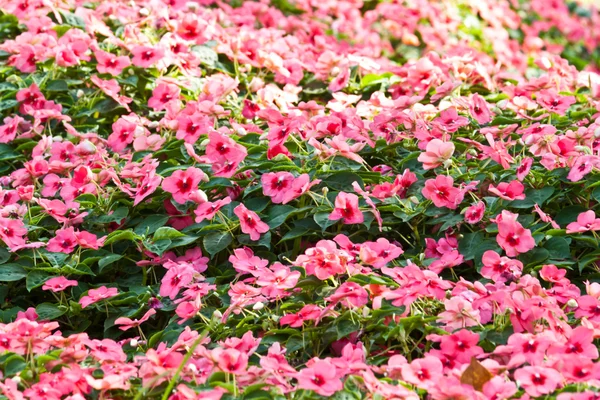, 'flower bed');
0,0,600,398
